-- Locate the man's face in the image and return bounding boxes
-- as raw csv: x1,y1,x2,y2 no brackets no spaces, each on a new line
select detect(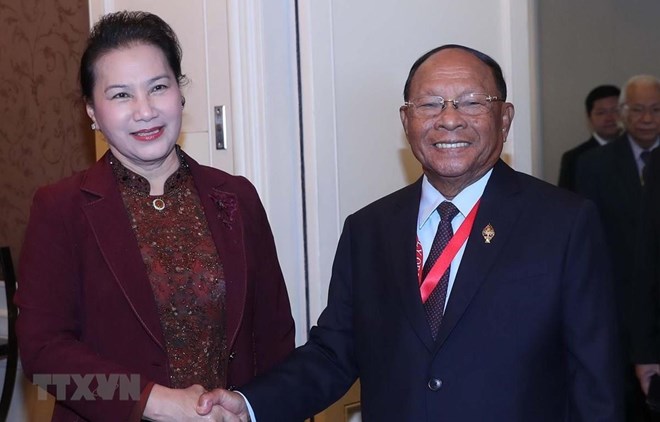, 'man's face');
400,49,514,197
622,81,660,149
589,96,620,141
